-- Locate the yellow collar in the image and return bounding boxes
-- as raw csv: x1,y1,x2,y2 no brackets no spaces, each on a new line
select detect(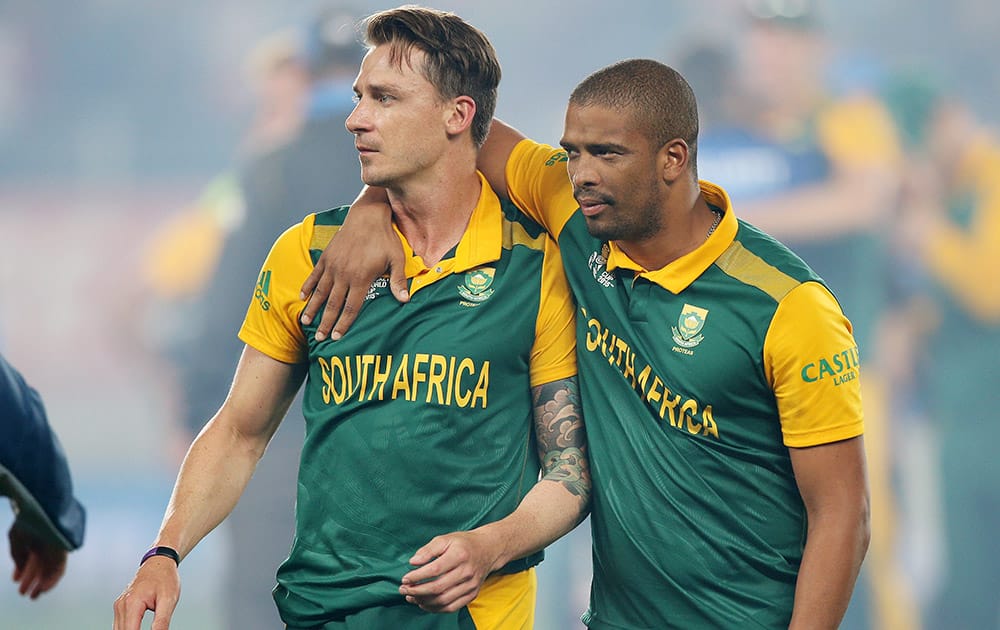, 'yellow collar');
605,180,737,294
398,172,503,292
